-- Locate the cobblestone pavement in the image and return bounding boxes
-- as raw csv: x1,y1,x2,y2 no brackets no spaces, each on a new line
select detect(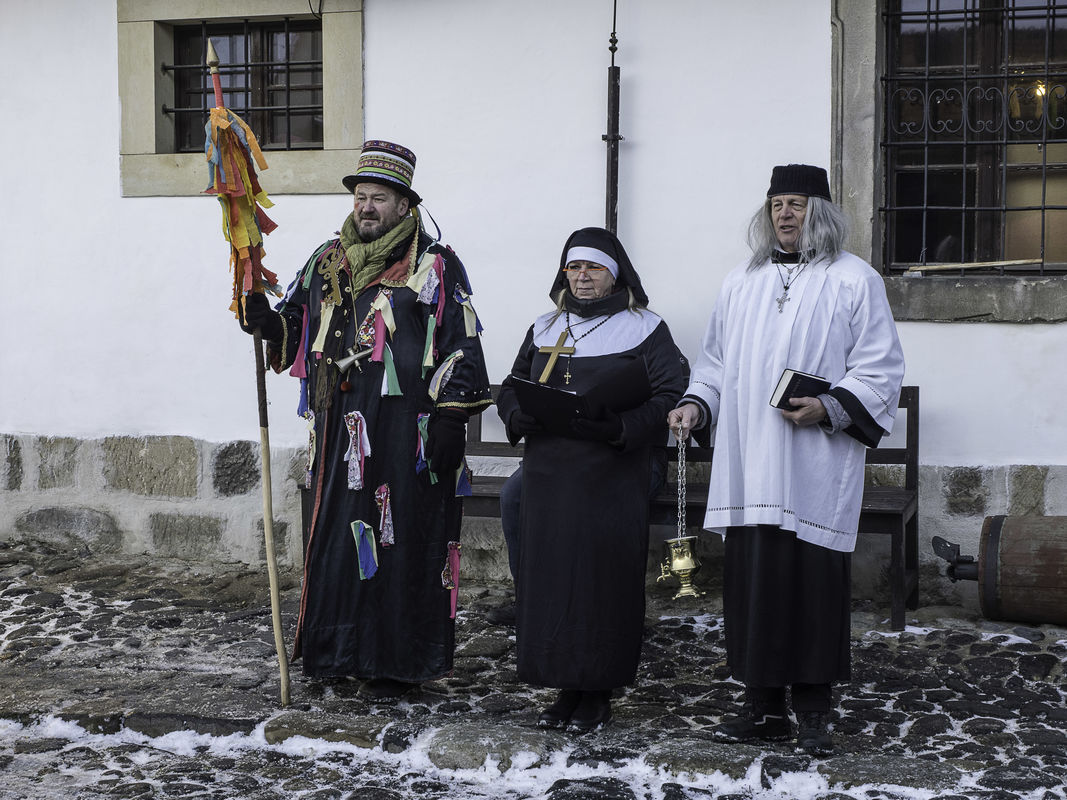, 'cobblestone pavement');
1,541,1066,800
